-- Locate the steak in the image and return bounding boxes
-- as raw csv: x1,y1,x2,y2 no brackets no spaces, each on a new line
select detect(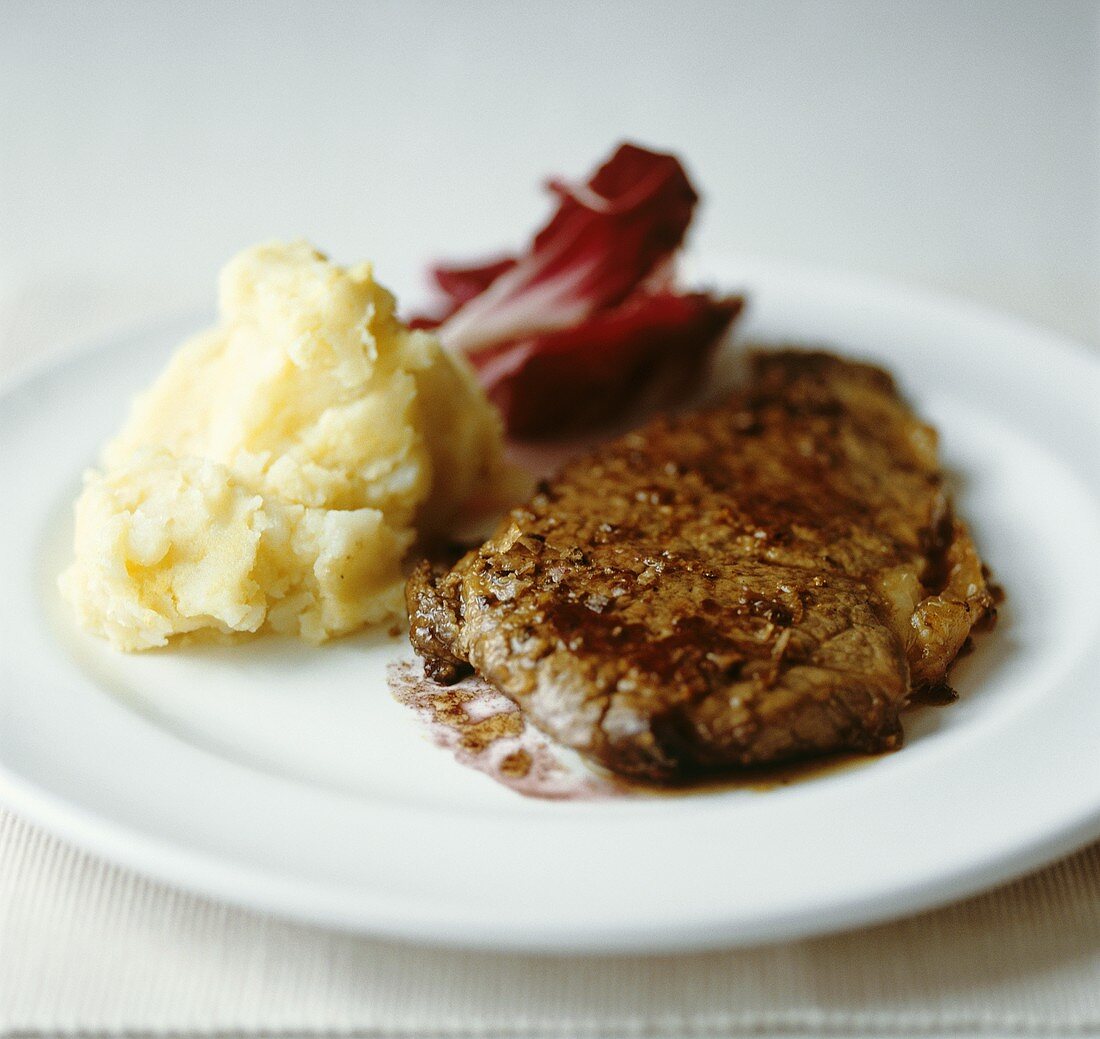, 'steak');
408,351,996,781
